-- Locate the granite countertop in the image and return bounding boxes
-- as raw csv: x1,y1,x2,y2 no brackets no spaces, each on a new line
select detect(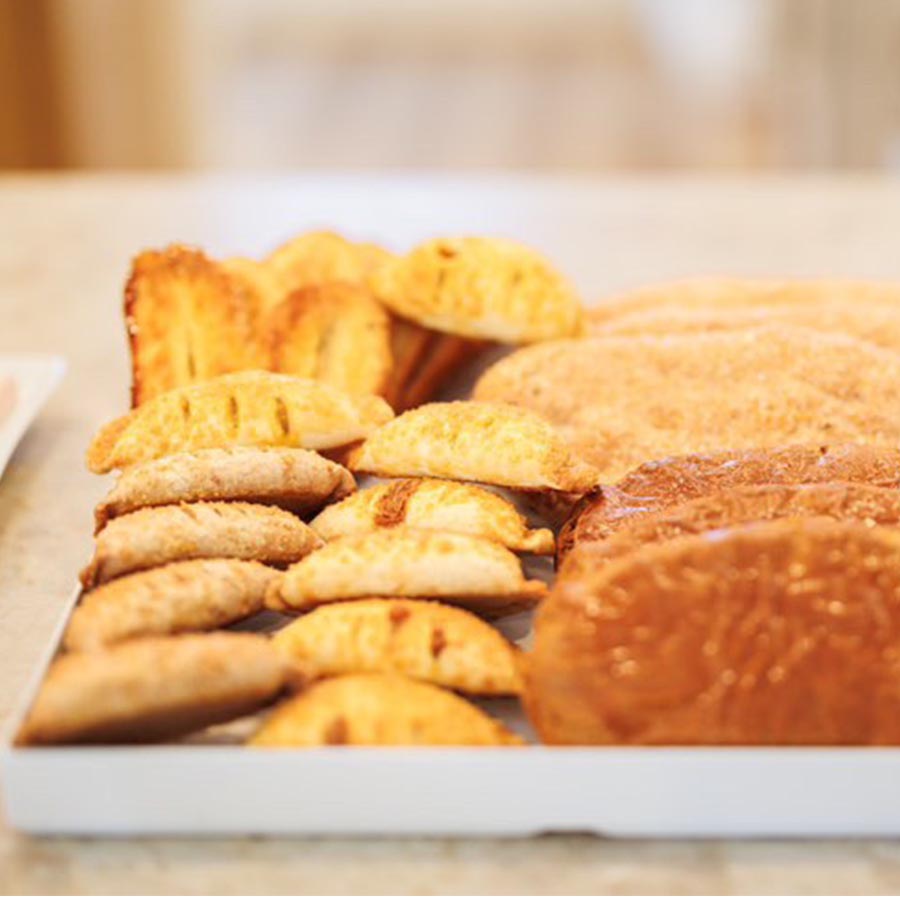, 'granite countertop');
2,173,900,894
